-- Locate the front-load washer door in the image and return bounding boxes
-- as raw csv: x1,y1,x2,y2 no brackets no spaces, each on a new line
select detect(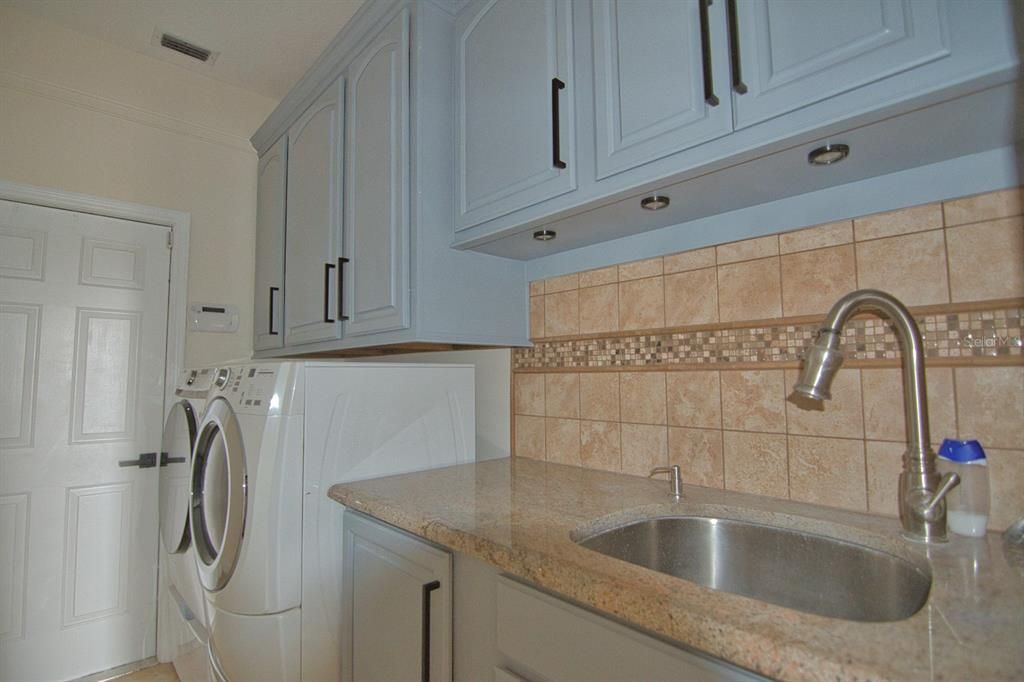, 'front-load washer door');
190,397,247,592
159,399,197,554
